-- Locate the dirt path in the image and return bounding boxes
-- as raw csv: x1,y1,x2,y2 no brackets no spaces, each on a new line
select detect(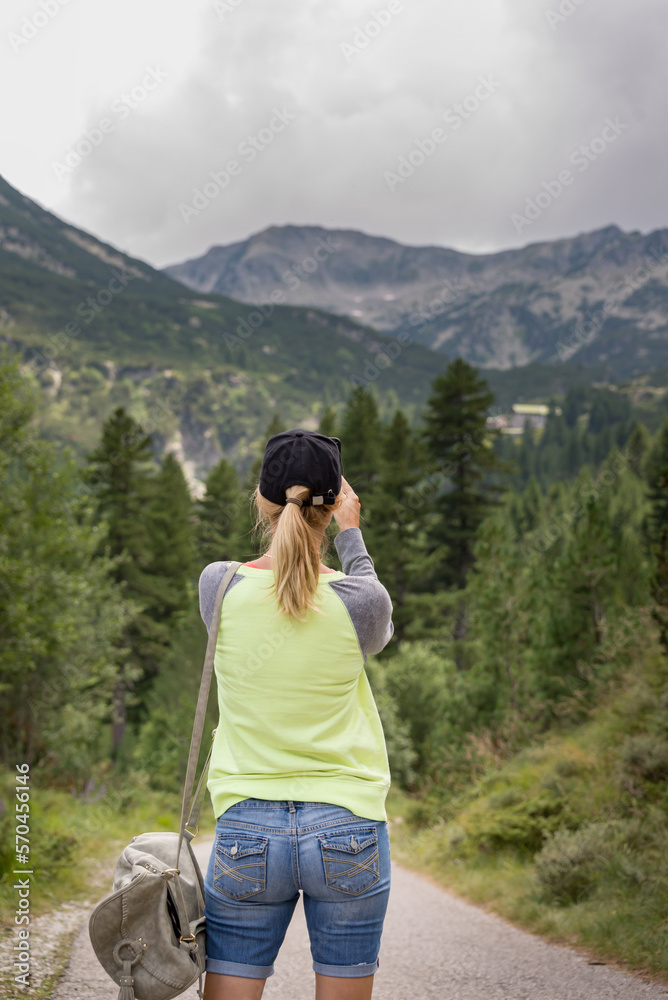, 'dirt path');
13,835,667,1000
